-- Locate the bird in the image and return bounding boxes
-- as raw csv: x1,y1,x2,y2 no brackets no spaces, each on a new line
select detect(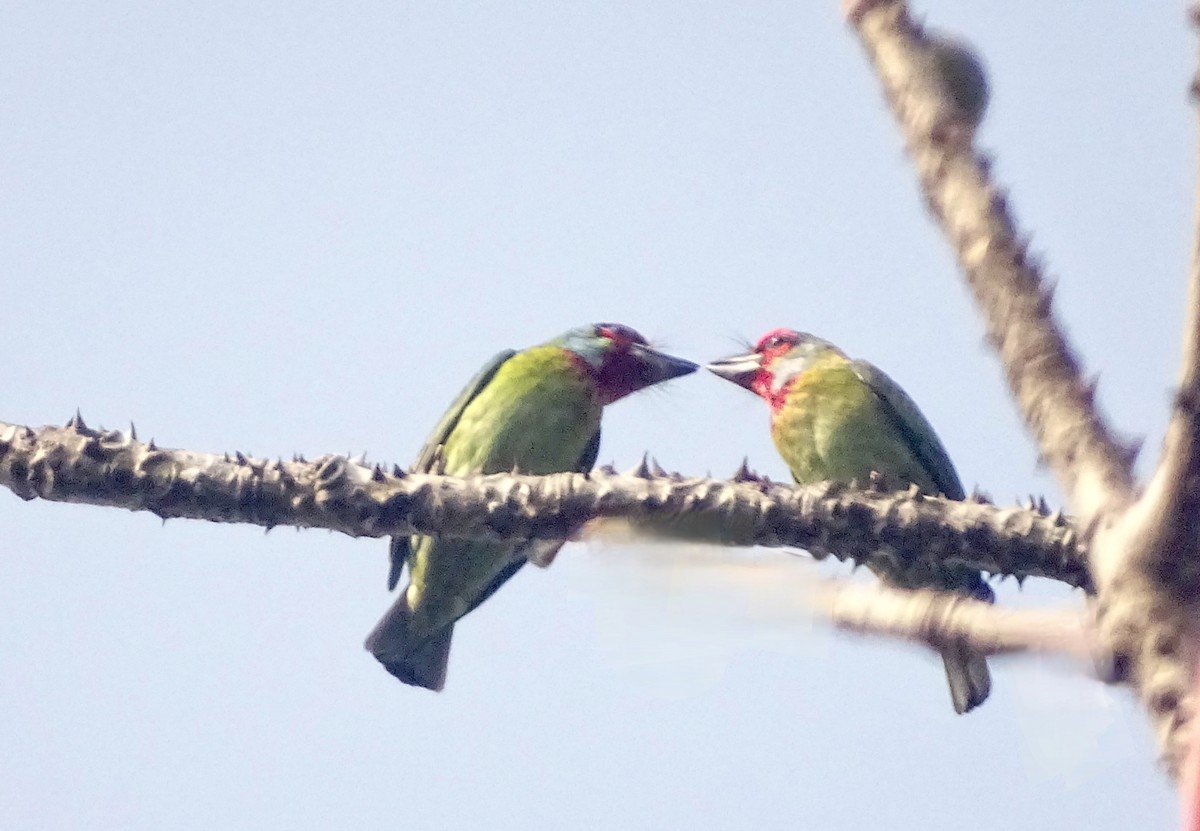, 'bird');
707,328,993,714
365,323,698,691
